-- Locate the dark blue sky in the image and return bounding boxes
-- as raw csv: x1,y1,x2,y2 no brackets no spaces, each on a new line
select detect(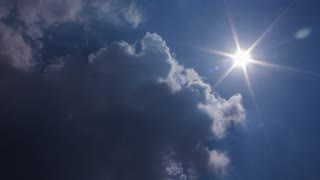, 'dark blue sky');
1,0,320,180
